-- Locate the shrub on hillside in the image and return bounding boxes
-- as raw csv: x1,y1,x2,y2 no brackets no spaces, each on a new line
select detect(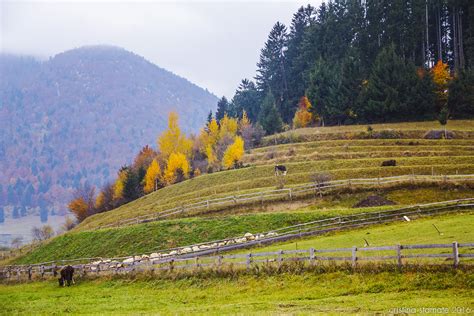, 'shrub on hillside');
424,130,455,139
